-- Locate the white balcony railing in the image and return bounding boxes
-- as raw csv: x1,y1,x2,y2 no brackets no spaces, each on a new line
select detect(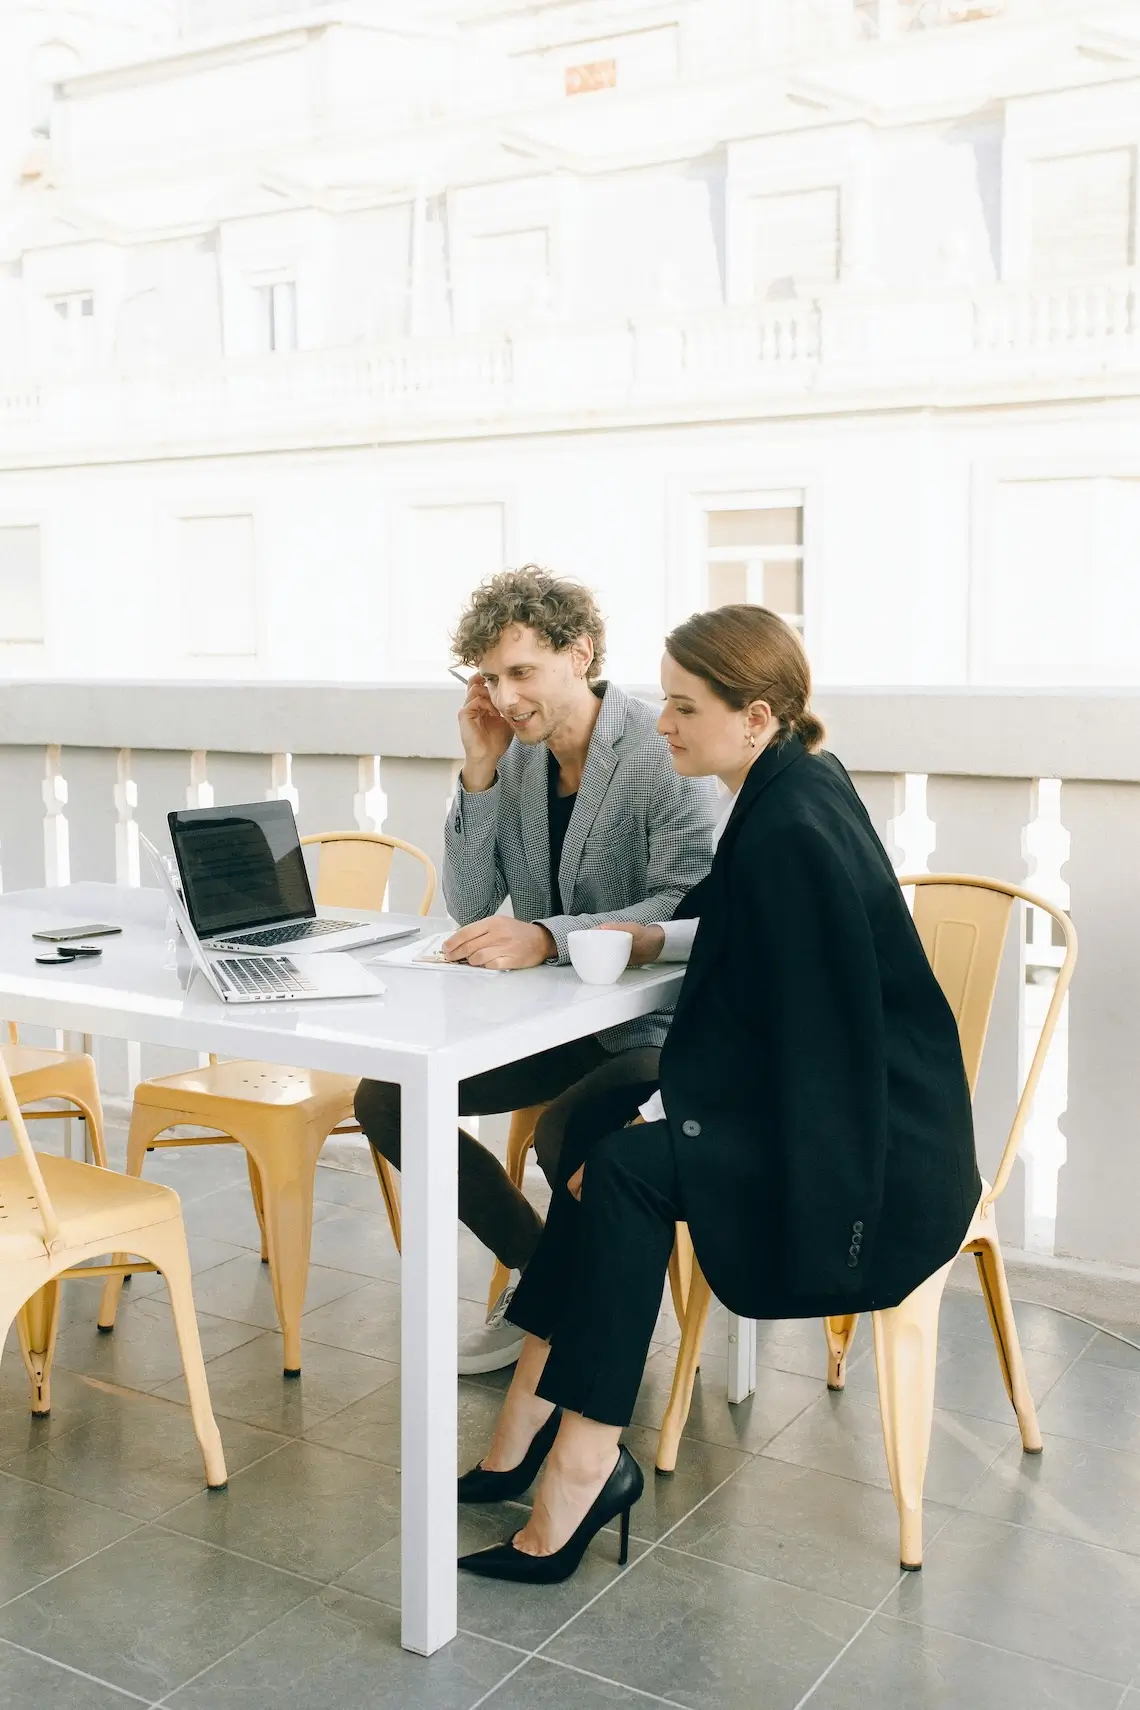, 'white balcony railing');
2,274,1137,460
2,680,1140,1282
